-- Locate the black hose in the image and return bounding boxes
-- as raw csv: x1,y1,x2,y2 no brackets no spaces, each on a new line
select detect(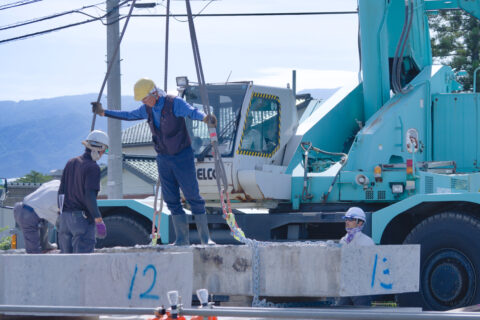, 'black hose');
396,0,414,94
392,0,410,94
